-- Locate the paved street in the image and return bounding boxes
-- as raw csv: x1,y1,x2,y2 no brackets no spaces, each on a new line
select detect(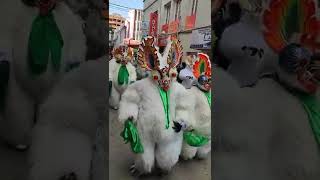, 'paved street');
109,108,211,180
